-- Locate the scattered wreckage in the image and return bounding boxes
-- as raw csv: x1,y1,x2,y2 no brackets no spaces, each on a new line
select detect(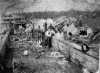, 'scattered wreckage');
0,13,99,73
